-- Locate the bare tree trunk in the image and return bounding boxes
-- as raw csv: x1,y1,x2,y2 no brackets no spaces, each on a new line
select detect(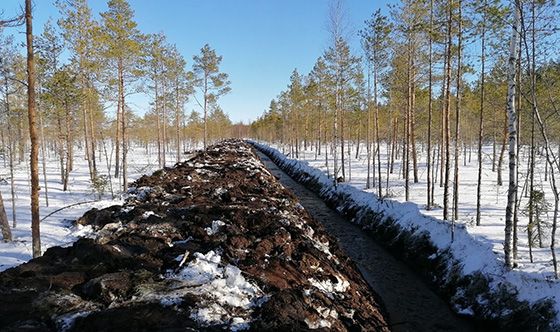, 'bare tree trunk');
497,109,507,186
155,79,162,167
443,0,453,221
63,103,72,192
203,75,208,149
114,80,121,178
176,80,181,164
366,62,372,189
0,191,11,241
410,60,418,184
440,39,448,188
453,0,463,224
333,89,339,185
9,138,16,228
390,116,397,174
26,0,41,258
82,102,93,180
39,113,49,207
476,4,487,226
405,43,412,201
504,0,520,269
374,63,382,197
87,90,97,176
513,37,522,260
427,0,434,209
119,59,127,192
162,82,167,167
340,100,346,181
